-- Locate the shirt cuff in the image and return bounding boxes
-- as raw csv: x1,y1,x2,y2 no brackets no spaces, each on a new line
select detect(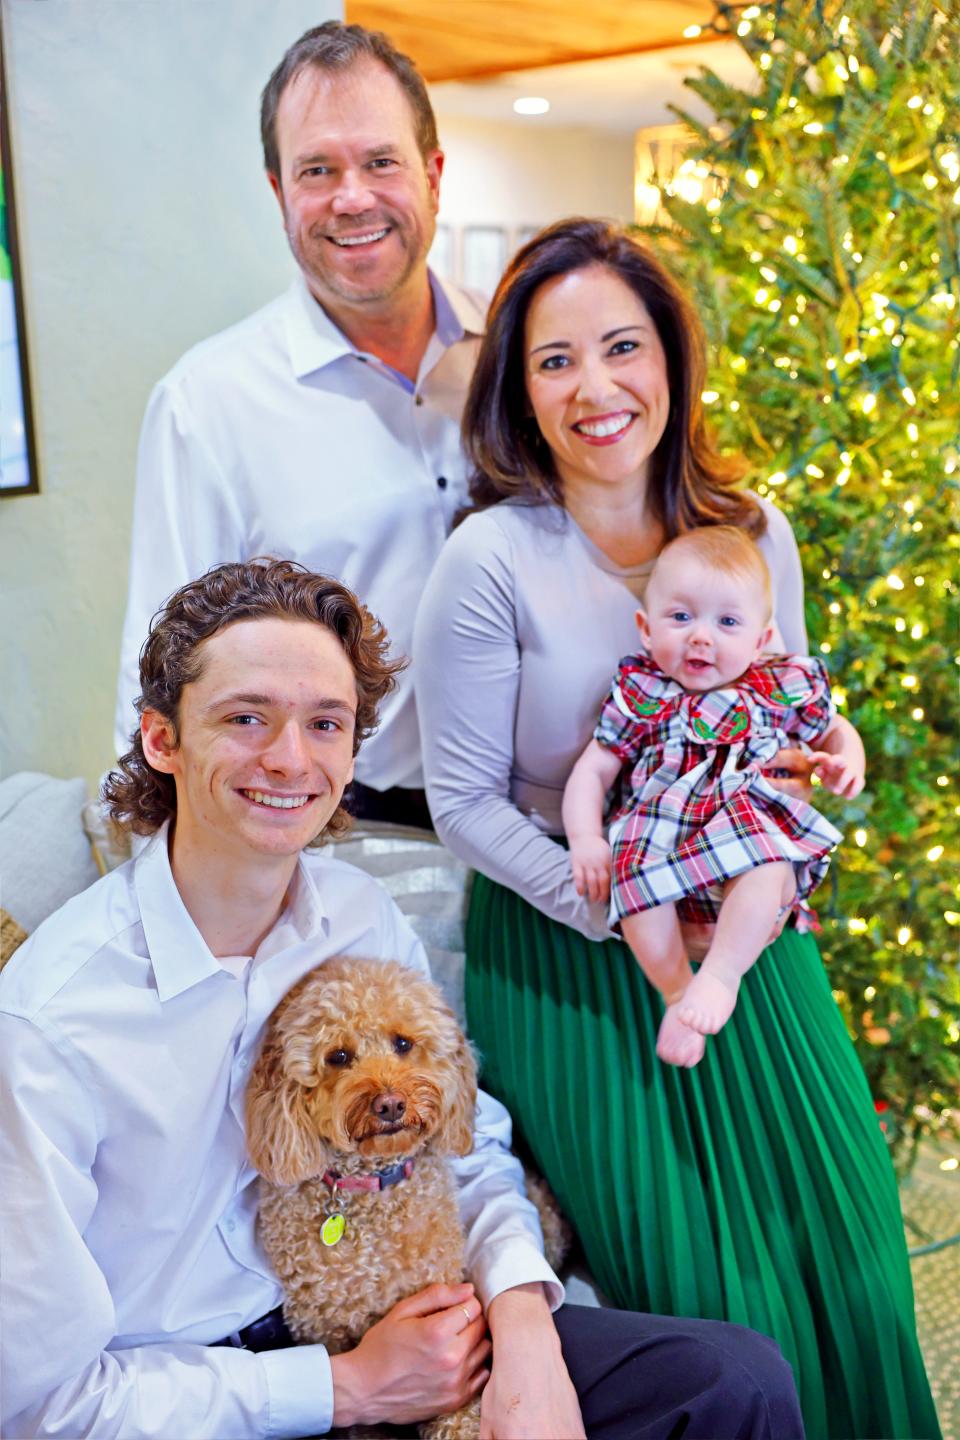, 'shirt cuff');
259,1342,333,1438
471,1237,565,1314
